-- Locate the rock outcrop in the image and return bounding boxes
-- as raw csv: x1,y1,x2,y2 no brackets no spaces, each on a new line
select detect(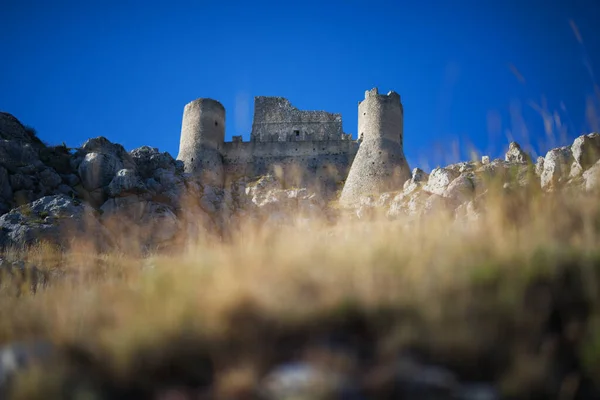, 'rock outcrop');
2,109,600,252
